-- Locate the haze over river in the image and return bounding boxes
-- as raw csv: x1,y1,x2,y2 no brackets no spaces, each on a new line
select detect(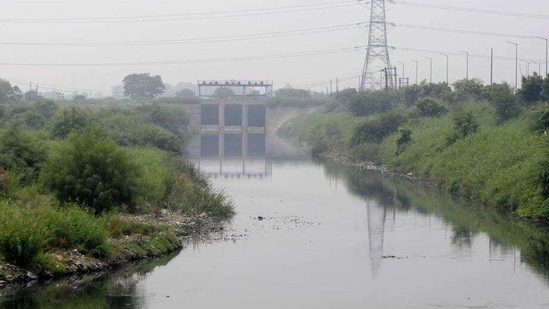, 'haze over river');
3,159,549,308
